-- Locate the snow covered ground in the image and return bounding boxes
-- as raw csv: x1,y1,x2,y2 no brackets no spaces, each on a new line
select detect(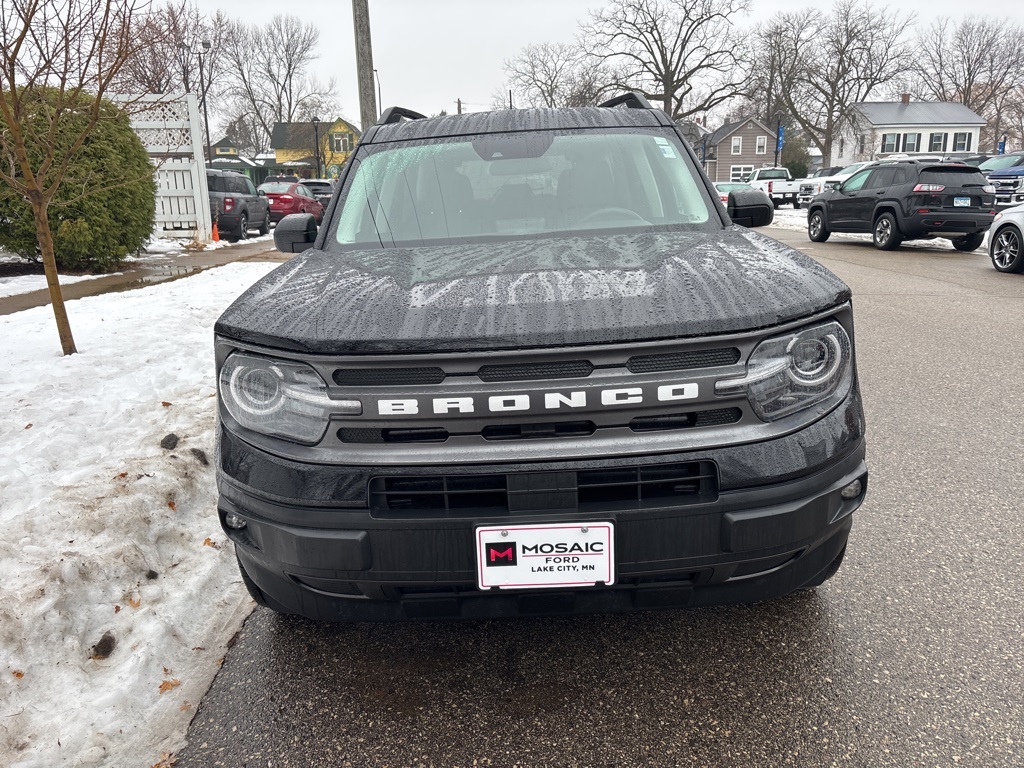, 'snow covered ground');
0,262,277,768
